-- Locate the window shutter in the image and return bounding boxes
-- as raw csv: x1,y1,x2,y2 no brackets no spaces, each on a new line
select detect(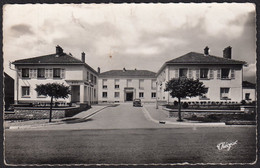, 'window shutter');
188,69,192,78
231,69,235,79
196,69,199,79
61,69,65,78
209,69,214,79
217,69,221,79
175,69,178,78
49,69,53,78
18,69,22,77
29,69,33,78
45,69,49,78
33,69,37,78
